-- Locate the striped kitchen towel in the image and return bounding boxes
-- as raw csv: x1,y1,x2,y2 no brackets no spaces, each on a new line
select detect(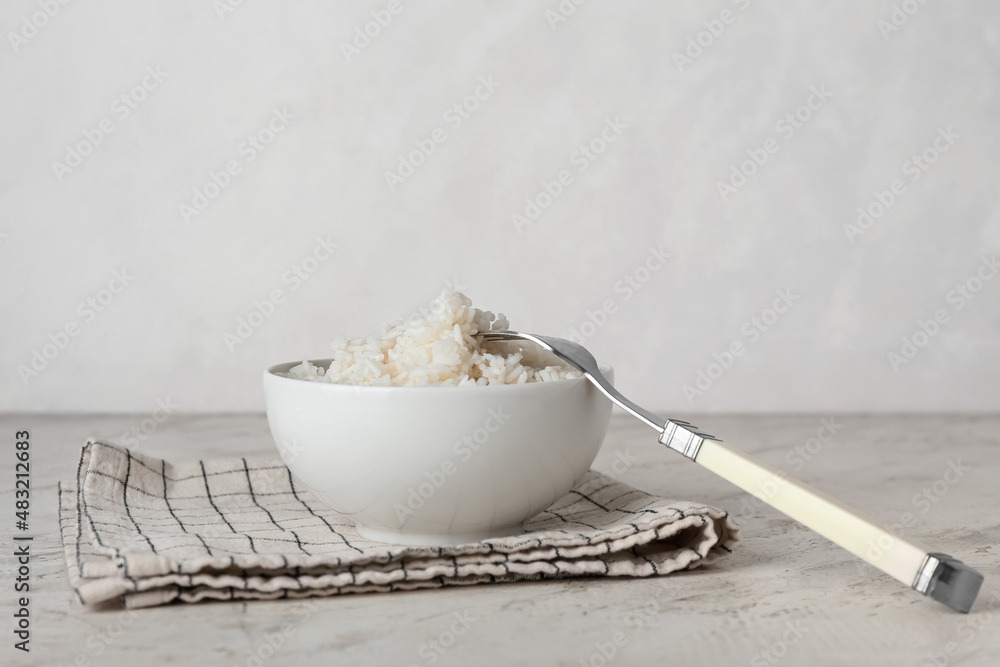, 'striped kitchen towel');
59,441,740,609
